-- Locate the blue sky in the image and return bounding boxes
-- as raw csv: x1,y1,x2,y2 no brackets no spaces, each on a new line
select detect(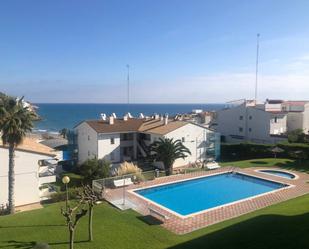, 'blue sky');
1,0,309,103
